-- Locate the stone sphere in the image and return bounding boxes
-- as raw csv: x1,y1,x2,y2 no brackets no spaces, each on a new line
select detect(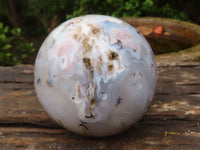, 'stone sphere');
34,15,157,137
